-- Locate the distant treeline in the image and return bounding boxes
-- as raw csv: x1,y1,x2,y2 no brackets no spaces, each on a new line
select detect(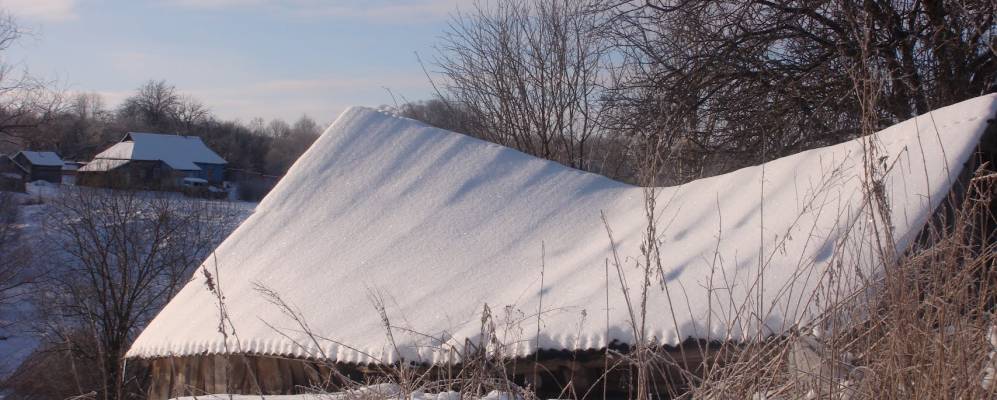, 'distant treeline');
11,80,320,180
